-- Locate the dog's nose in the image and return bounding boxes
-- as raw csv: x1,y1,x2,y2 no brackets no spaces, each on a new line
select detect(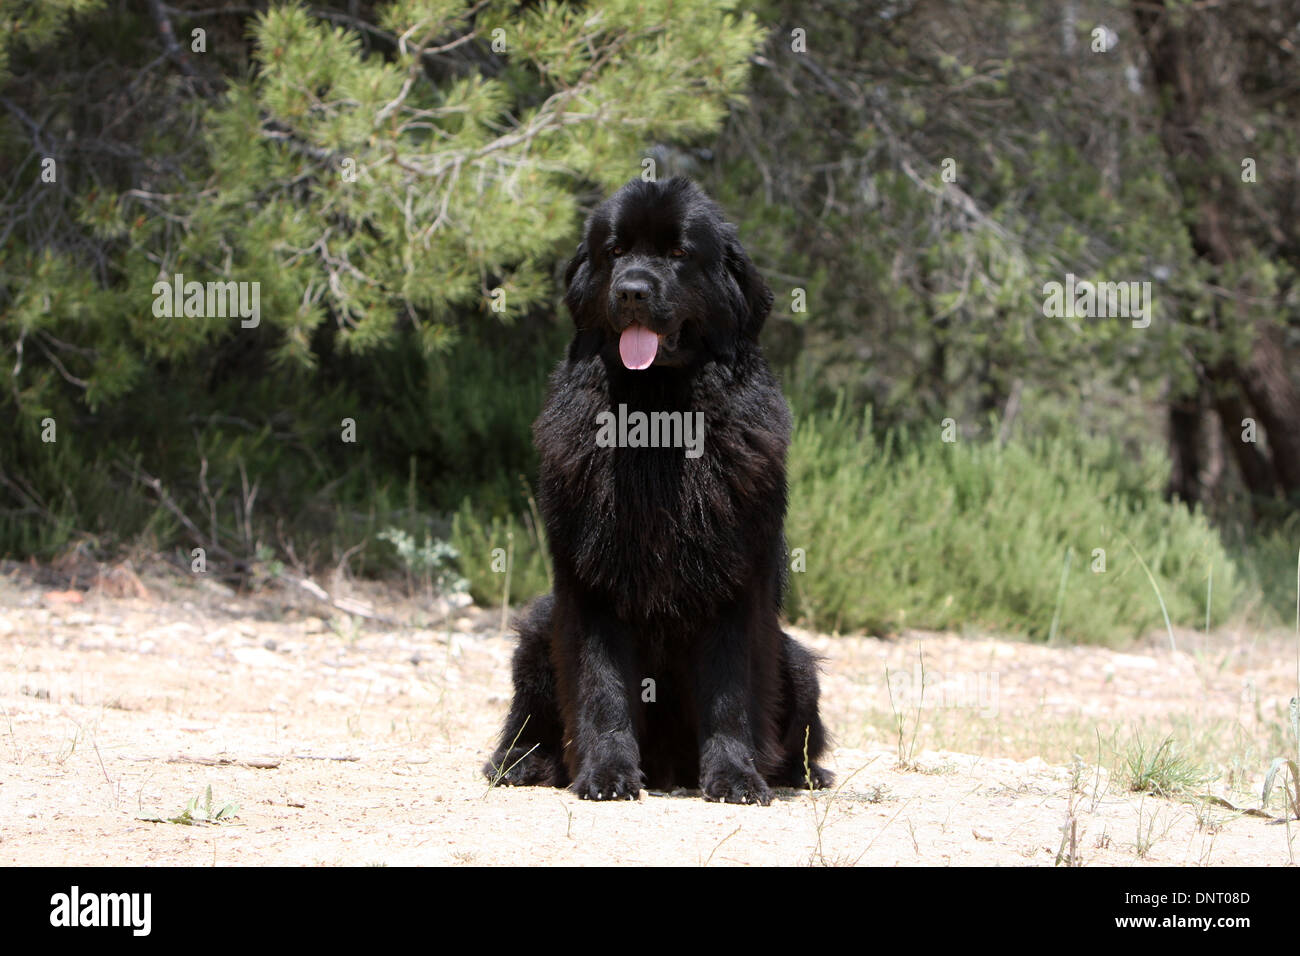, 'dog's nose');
614,278,652,304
